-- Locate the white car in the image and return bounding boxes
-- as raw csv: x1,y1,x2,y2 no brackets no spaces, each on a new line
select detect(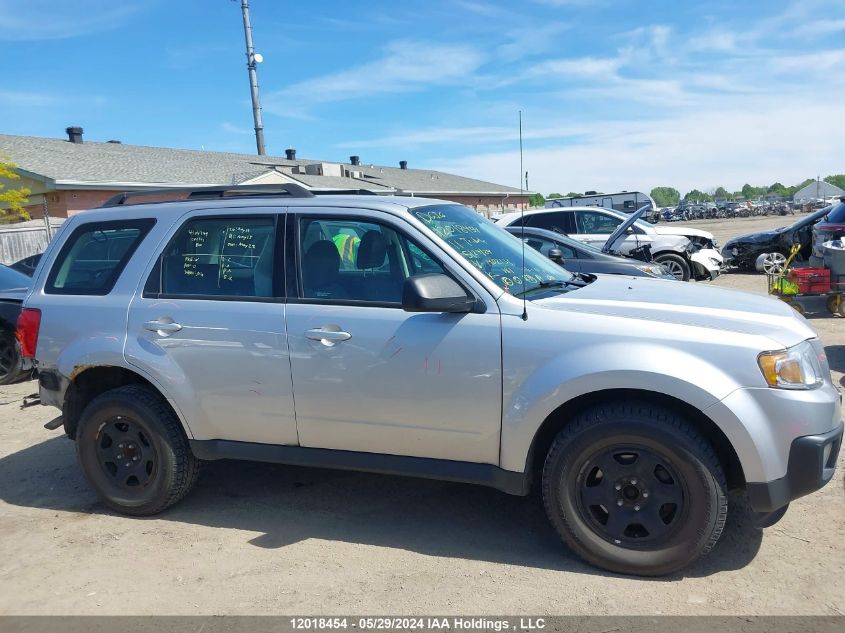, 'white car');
495,206,722,281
